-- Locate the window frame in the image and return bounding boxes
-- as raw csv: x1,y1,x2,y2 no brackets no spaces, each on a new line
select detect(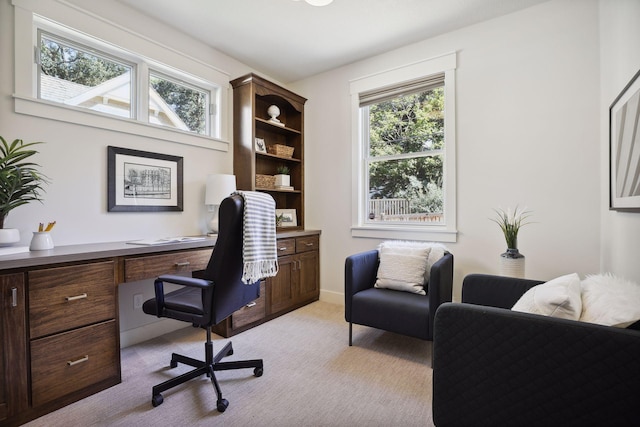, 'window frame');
349,52,458,242
37,29,138,119
148,70,212,135
13,1,229,151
